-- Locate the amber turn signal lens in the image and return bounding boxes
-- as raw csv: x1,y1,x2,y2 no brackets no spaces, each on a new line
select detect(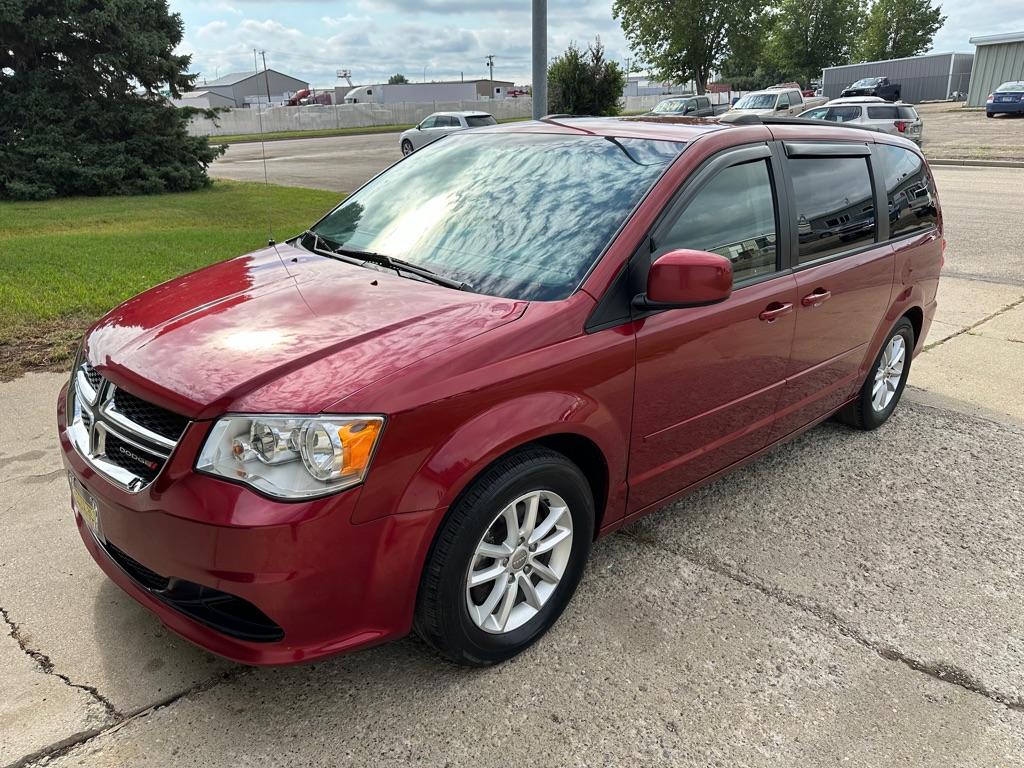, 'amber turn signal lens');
339,420,382,478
